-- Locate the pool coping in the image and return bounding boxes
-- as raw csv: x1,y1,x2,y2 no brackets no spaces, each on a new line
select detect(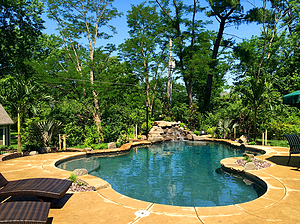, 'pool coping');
1,139,300,223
